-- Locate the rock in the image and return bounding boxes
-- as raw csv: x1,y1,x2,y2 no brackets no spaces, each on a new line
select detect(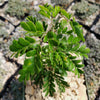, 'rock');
41,0,51,4
25,95,30,100
78,84,88,100
72,0,99,26
0,52,17,92
64,96,72,100
0,3,20,26
0,19,14,38
1,79,25,100
95,0,100,4
1,13,21,26
30,96,36,100
88,0,100,4
84,33,100,100
0,0,8,6
25,85,34,95
5,0,33,19
91,19,100,35
17,55,25,65
34,88,43,100
25,87,43,100
51,0,73,6
0,26,25,58
0,3,21,26
70,82,78,89
88,0,95,3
